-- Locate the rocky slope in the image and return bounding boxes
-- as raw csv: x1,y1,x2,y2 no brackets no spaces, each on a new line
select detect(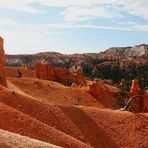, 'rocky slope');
101,44,148,57
0,84,147,148
6,52,101,68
